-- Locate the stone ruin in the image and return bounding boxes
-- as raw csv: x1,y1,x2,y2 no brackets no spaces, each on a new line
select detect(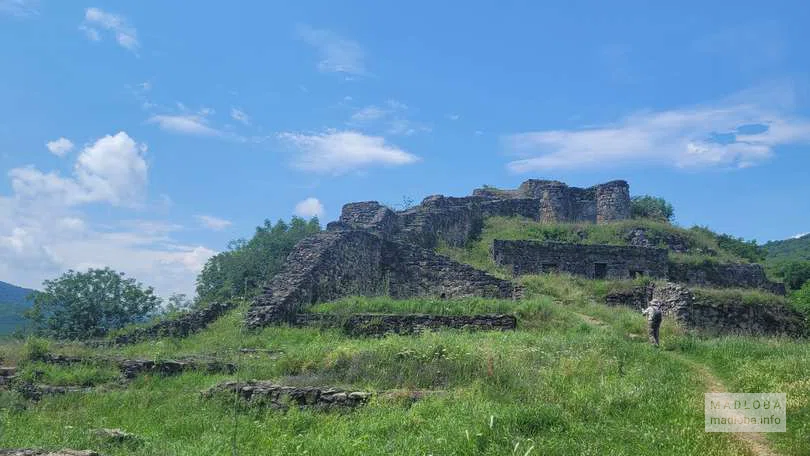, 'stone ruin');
247,180,632,327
